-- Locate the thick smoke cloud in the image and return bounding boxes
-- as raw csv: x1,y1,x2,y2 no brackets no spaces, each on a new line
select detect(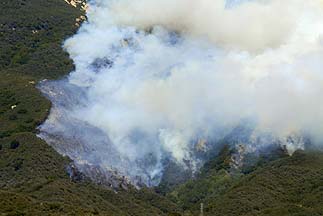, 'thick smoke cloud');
93,0,304,51
39,0,323,185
